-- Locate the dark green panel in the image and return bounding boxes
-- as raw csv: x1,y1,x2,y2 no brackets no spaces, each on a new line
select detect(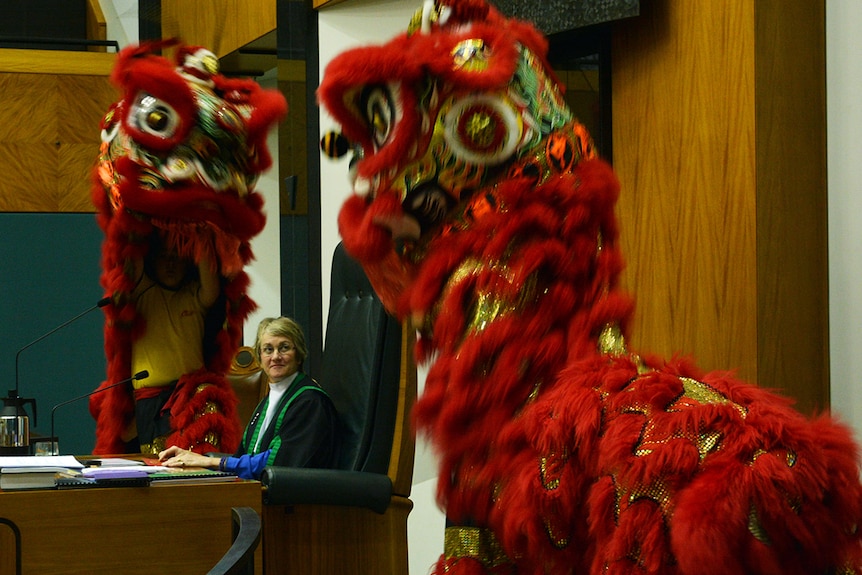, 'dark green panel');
0,213,106,455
